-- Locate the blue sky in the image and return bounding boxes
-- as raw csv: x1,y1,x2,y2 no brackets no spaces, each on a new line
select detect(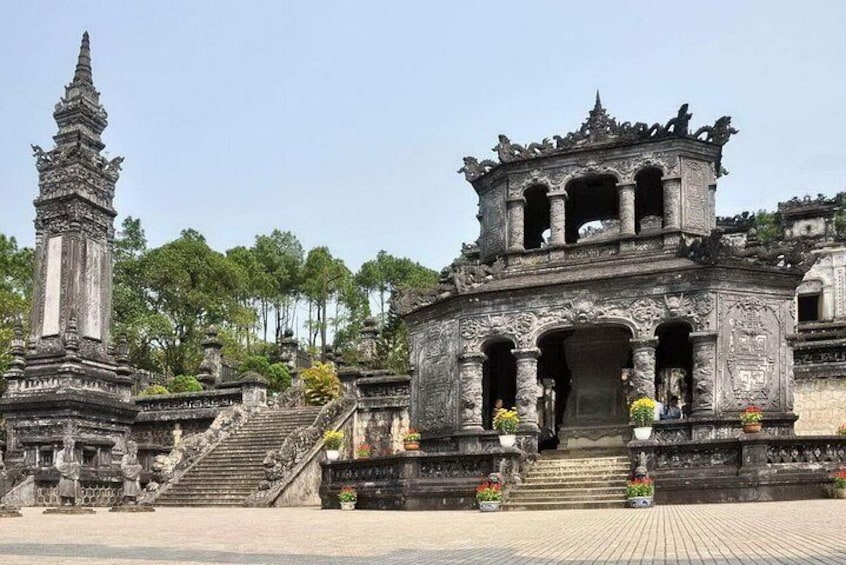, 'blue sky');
2,1,846,272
